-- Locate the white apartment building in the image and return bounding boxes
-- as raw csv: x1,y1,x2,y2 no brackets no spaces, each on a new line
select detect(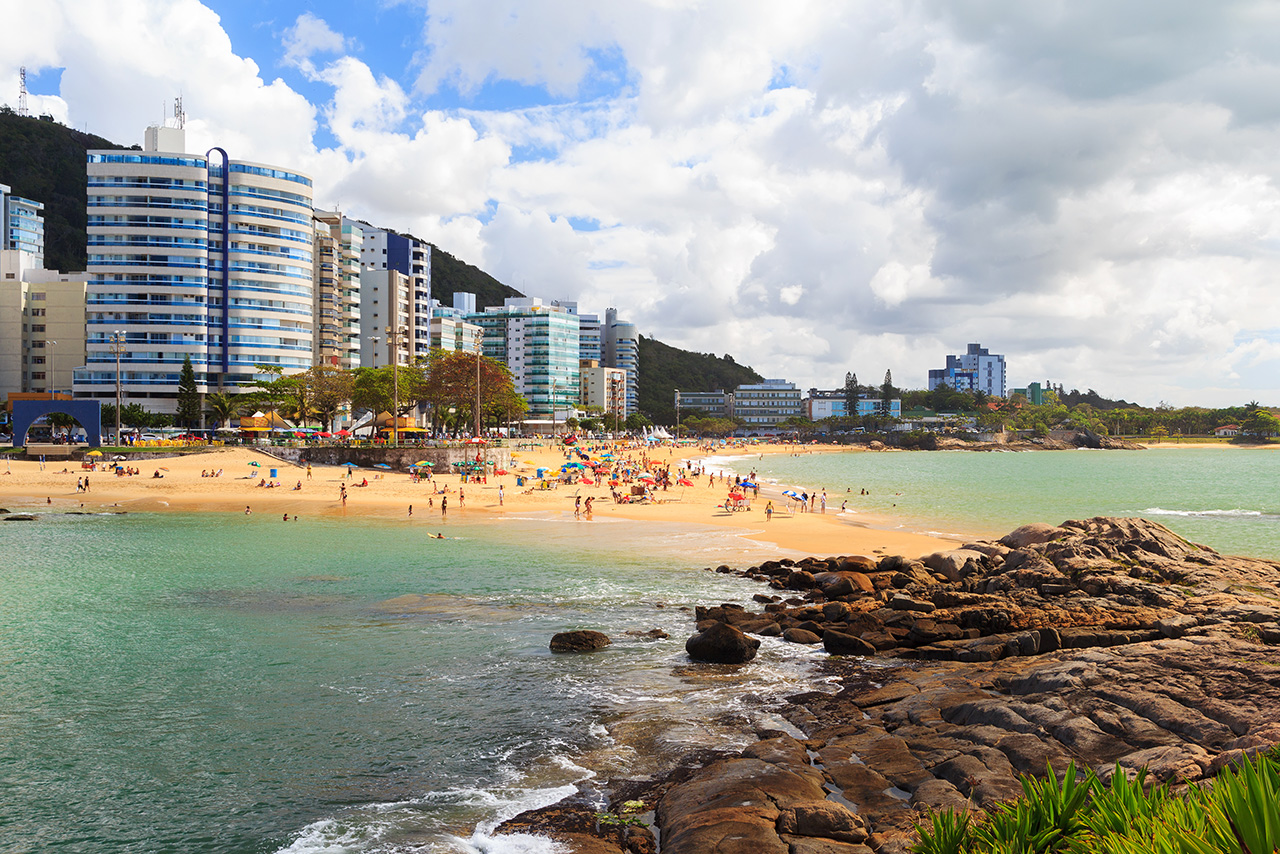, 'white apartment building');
579,359,627,420
74,124,315,413
603,308,638,415
360,269,414,367
2,183,45,265
928,343,1007,398
468,298,579,419
356,225,431,360
313,211,361,370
